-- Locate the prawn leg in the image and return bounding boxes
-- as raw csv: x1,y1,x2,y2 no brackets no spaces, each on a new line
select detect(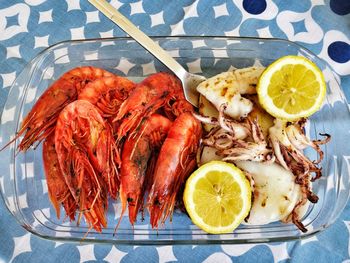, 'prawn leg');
42,132,76,220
